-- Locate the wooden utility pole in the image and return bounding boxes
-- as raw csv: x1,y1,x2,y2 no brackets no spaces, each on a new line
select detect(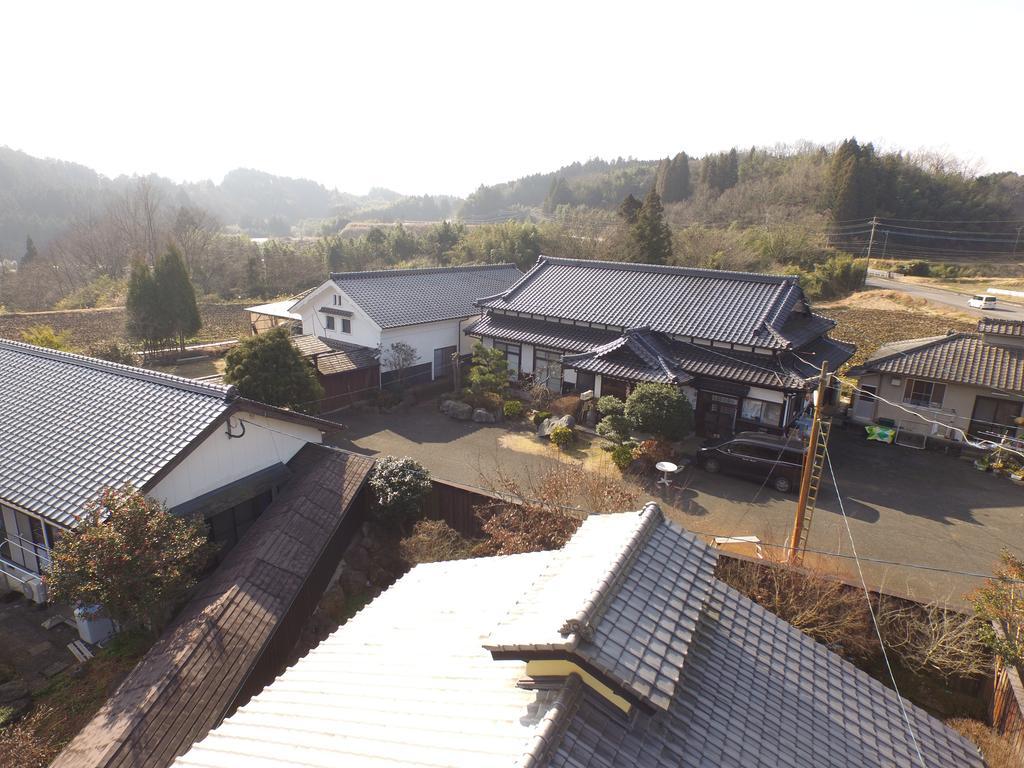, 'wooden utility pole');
788,361,831,564
865,216,879,262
